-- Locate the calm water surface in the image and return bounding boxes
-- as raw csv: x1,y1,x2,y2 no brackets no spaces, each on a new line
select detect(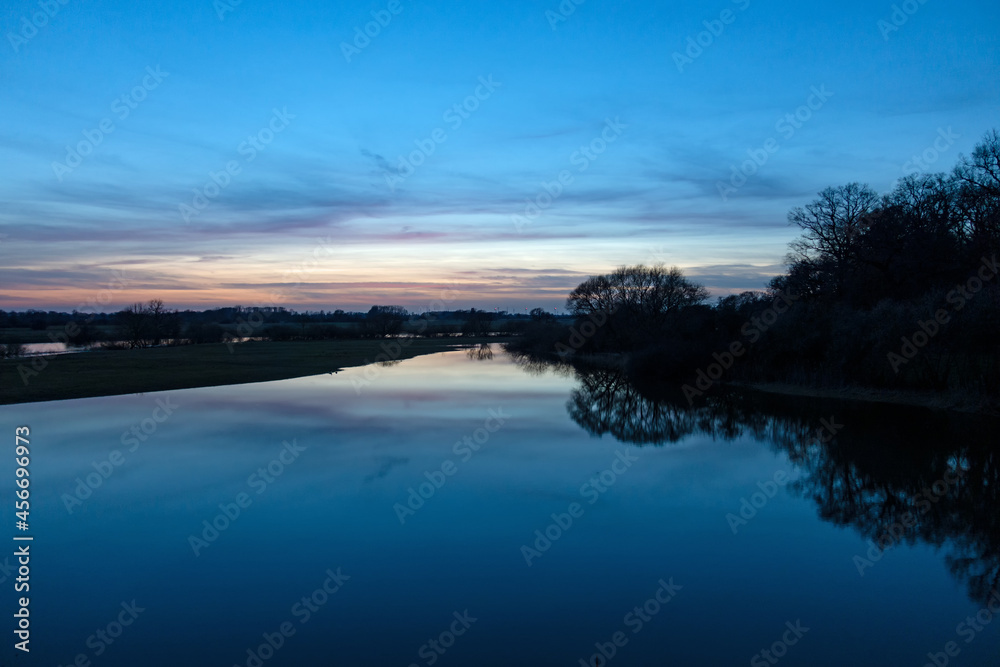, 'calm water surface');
19,342,79,356
1,346,998,666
